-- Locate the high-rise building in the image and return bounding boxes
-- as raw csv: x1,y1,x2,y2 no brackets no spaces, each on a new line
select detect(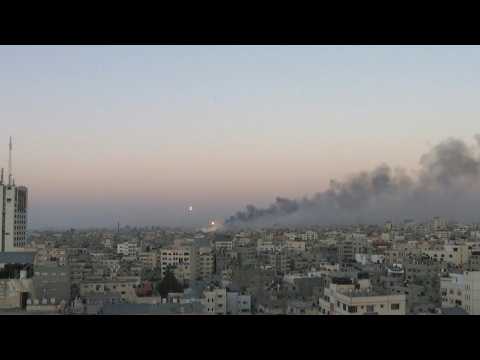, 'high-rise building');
1,138,28,252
